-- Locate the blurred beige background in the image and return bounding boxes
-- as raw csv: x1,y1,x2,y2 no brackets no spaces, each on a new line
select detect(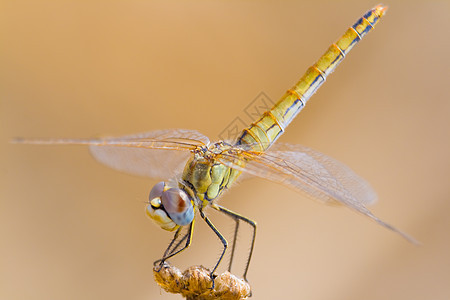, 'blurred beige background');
1,1,449,299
